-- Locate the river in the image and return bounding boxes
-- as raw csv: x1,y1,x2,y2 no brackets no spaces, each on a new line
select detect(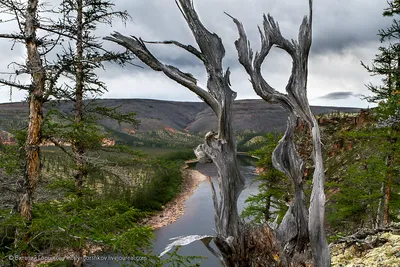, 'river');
94,157,260,267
